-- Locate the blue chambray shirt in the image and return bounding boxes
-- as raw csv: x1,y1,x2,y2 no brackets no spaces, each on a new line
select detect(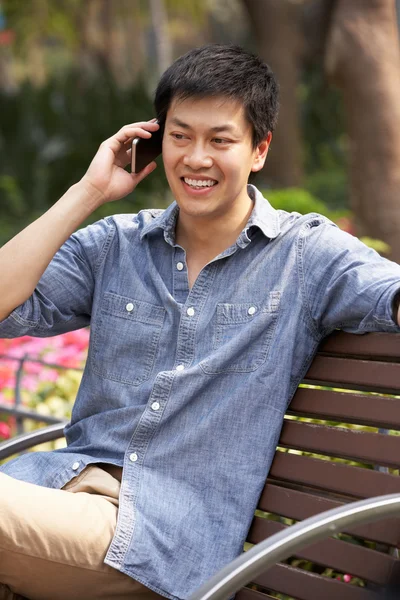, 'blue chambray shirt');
1,185,400,599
